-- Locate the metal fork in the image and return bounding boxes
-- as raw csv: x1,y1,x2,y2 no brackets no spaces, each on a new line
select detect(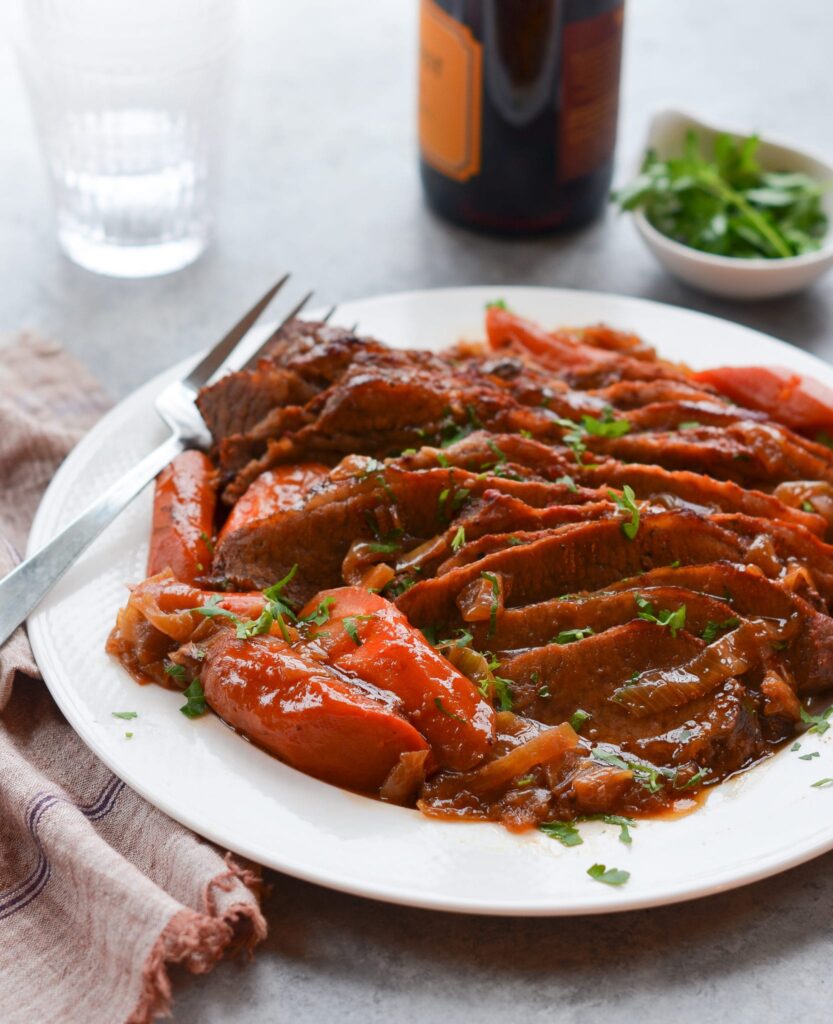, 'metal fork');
0,274,314,648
